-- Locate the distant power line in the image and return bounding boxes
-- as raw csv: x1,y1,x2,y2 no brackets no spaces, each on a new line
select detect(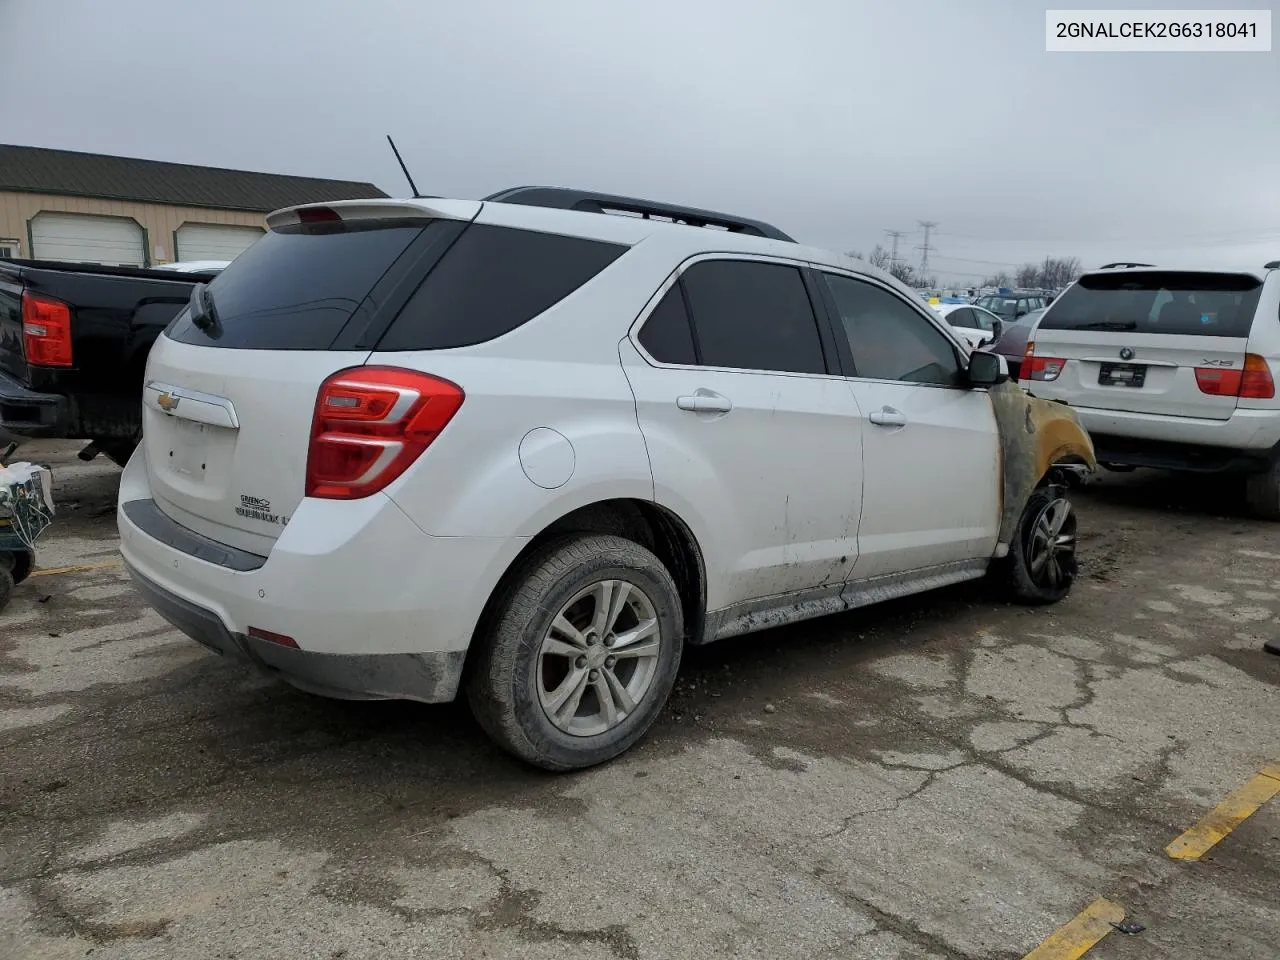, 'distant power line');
916,221,938,277
885,229,907,264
